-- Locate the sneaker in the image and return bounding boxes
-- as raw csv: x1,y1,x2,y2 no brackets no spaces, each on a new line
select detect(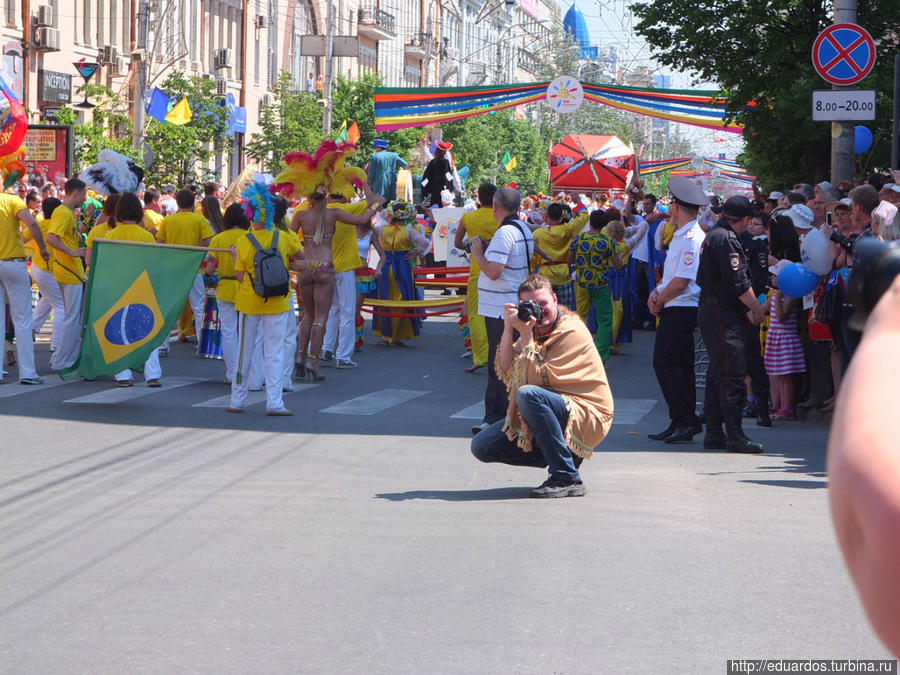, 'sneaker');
530,478,586,499
266,408,294,416
117,379,134,387
320,351,334,367
335,359,358,369
226,406,243,413
471,422,489,436
19,377,43,385
146,379,162,388
158,348,169,358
